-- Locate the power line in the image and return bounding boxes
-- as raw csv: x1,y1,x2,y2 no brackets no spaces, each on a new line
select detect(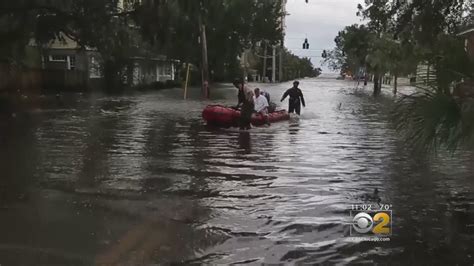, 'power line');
287,48,332,51
284,55,325,58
